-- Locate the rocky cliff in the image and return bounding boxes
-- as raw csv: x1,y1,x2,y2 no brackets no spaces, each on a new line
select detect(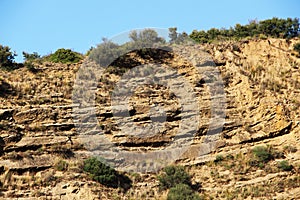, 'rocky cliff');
0,38,299,199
